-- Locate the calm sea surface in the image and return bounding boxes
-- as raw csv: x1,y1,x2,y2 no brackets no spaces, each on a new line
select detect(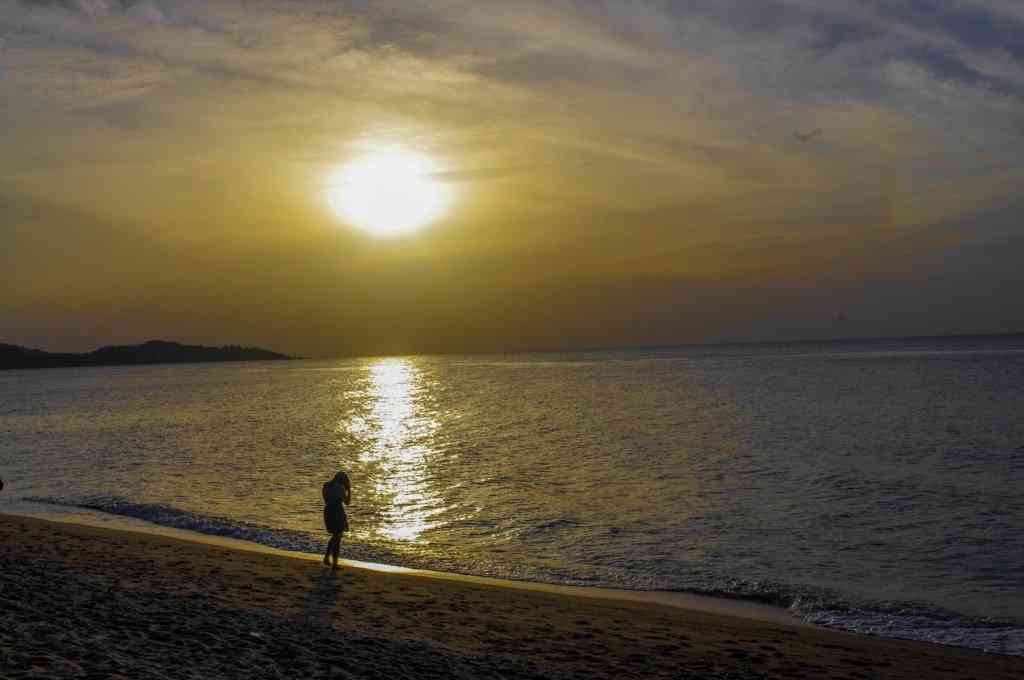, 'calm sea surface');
2,335,1023,654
